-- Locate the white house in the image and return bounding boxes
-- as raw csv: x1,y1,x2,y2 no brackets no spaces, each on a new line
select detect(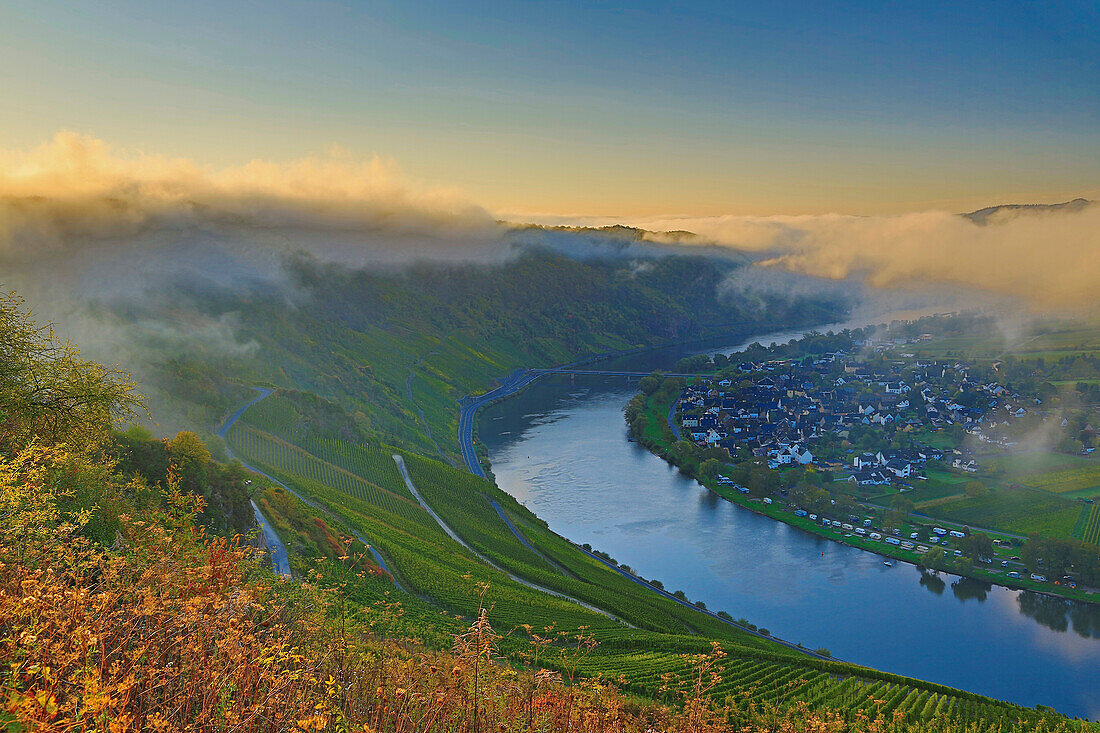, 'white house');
853,453,877,470
786,444,814,465
885,459,911,478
